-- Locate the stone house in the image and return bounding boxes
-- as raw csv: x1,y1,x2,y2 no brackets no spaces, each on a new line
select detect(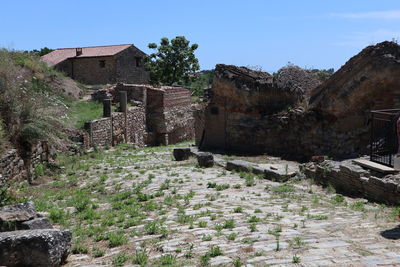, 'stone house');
41,44,149,85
